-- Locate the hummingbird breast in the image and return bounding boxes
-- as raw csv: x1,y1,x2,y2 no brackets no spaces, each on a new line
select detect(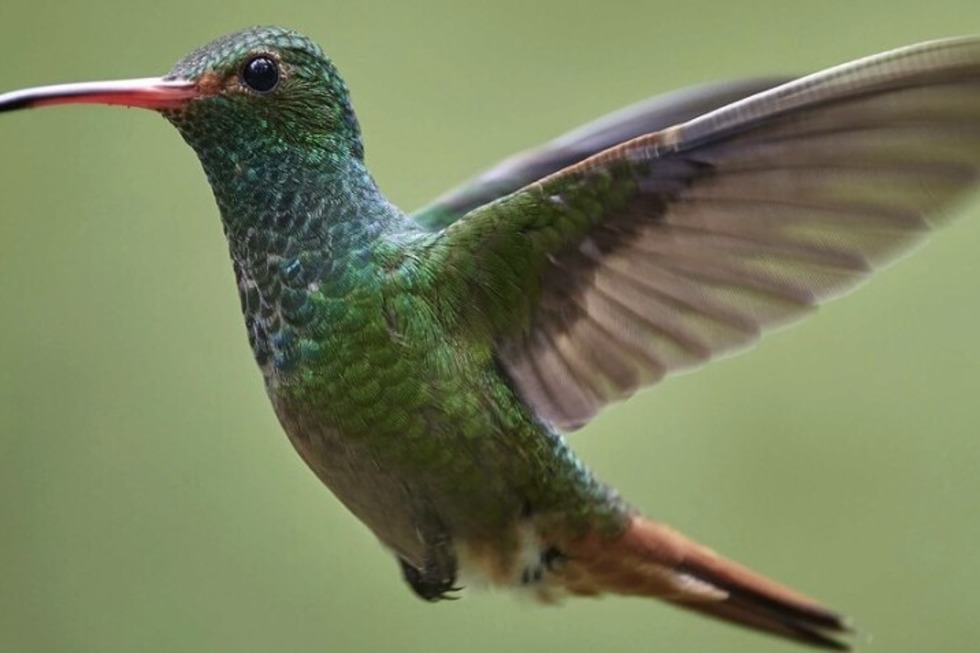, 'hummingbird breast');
249,245,626,578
